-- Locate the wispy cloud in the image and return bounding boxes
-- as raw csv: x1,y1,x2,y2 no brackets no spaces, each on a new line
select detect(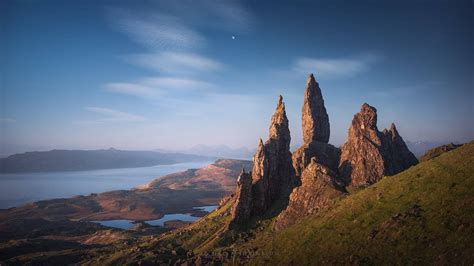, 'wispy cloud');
292,53,382,78
105,83,160,98
105,77,213,99
141,77,213,90
0,118,16,123
197,1,255,32
107,7,204,51
126,52,224,74
84,107,148,122
101,2,253,123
